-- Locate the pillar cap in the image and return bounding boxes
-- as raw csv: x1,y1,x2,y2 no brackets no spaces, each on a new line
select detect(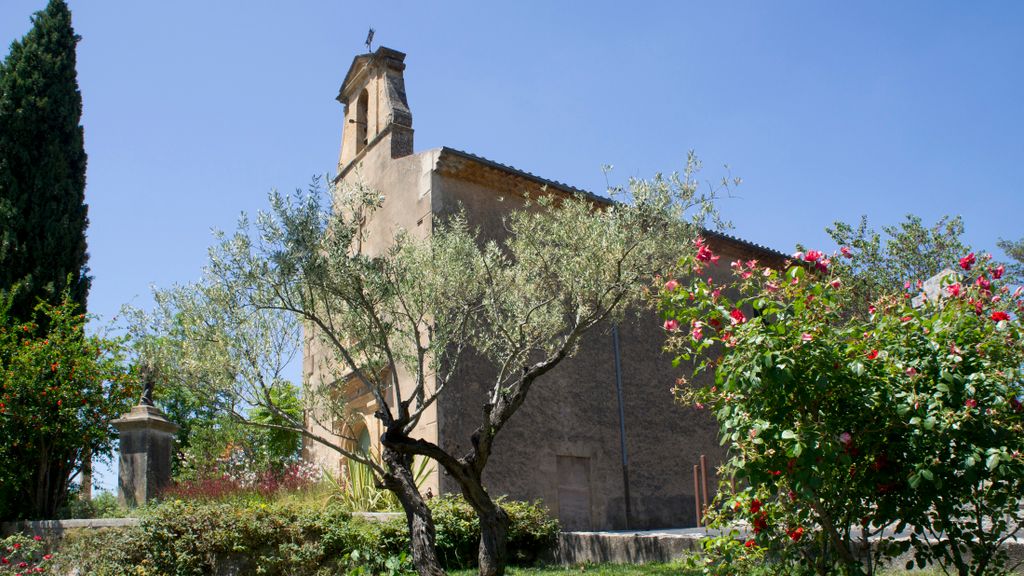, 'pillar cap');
111,404,179,434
